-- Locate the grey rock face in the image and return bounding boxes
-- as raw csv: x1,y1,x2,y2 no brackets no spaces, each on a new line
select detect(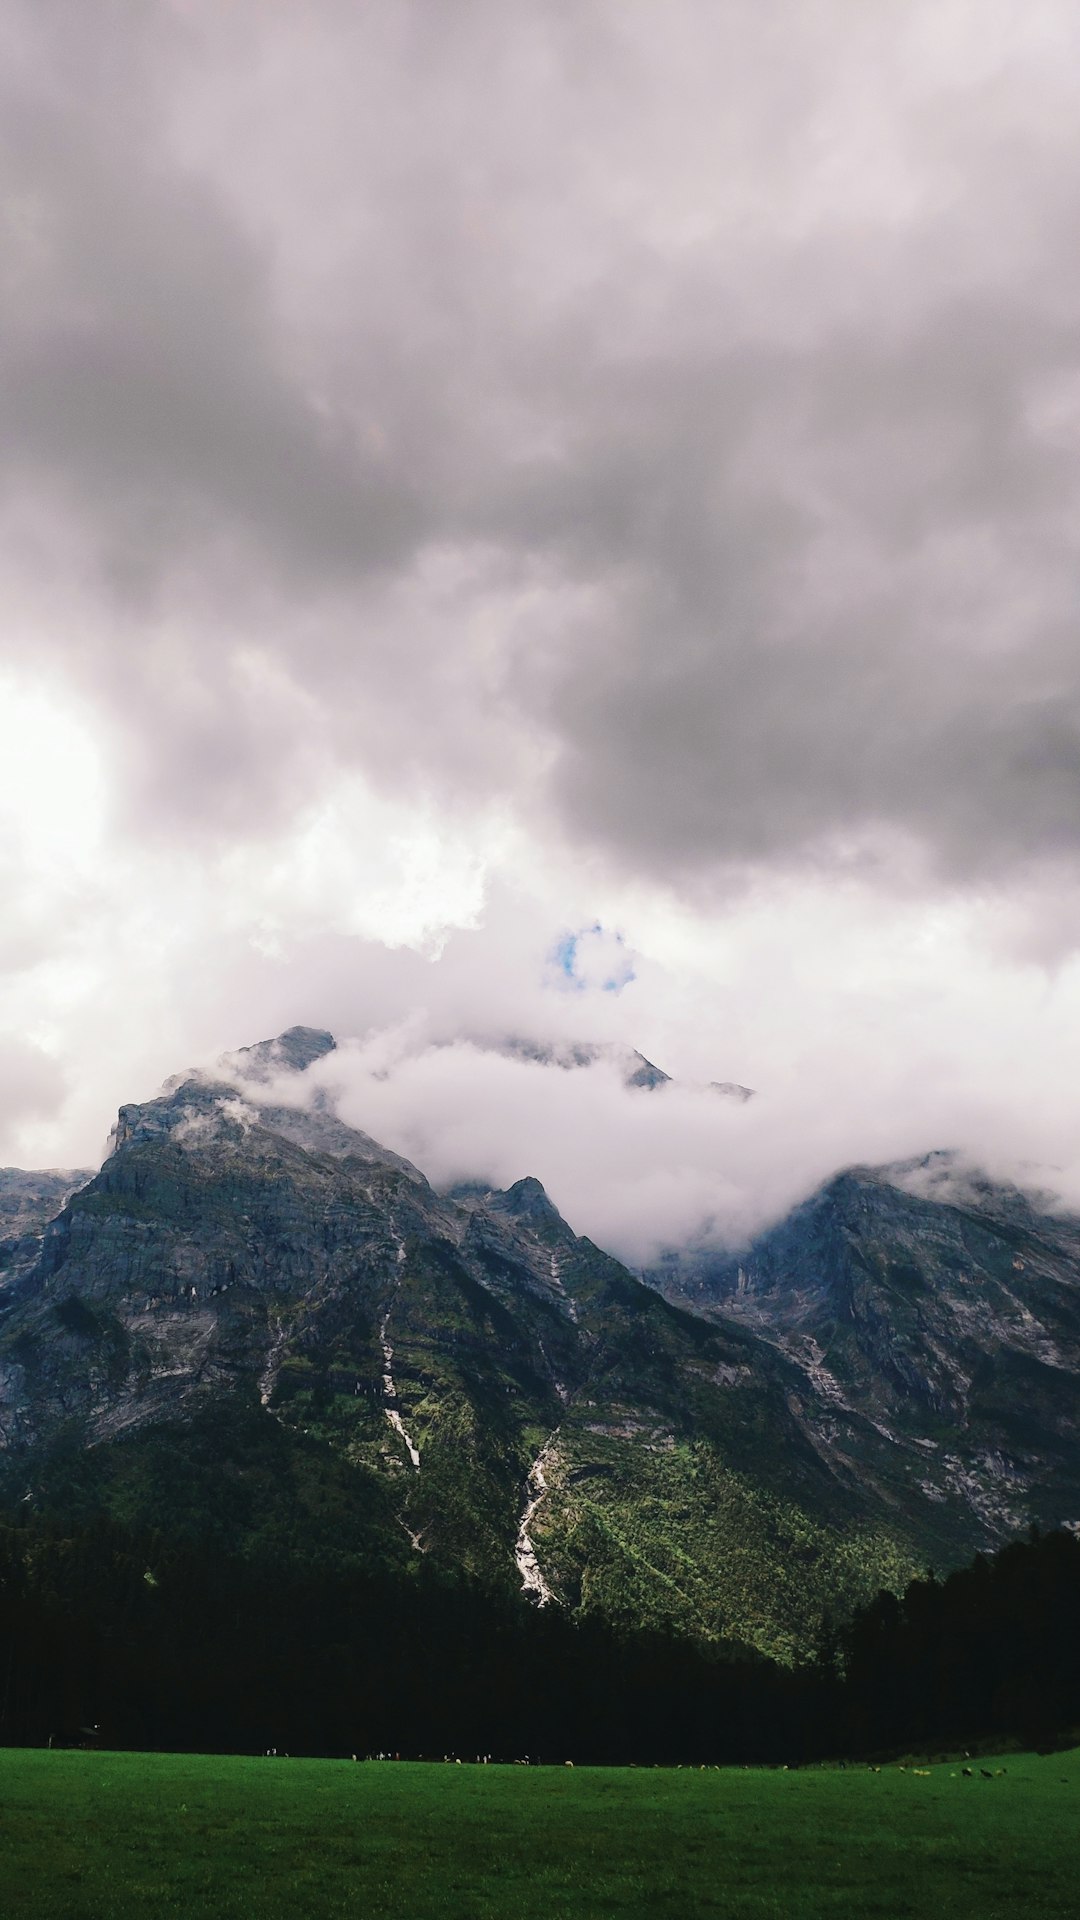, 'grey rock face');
648,1154,1080,1547
0,1168,94,1240
0,1168,94,1289
10,1064,450,1447
227,1025,338,1079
